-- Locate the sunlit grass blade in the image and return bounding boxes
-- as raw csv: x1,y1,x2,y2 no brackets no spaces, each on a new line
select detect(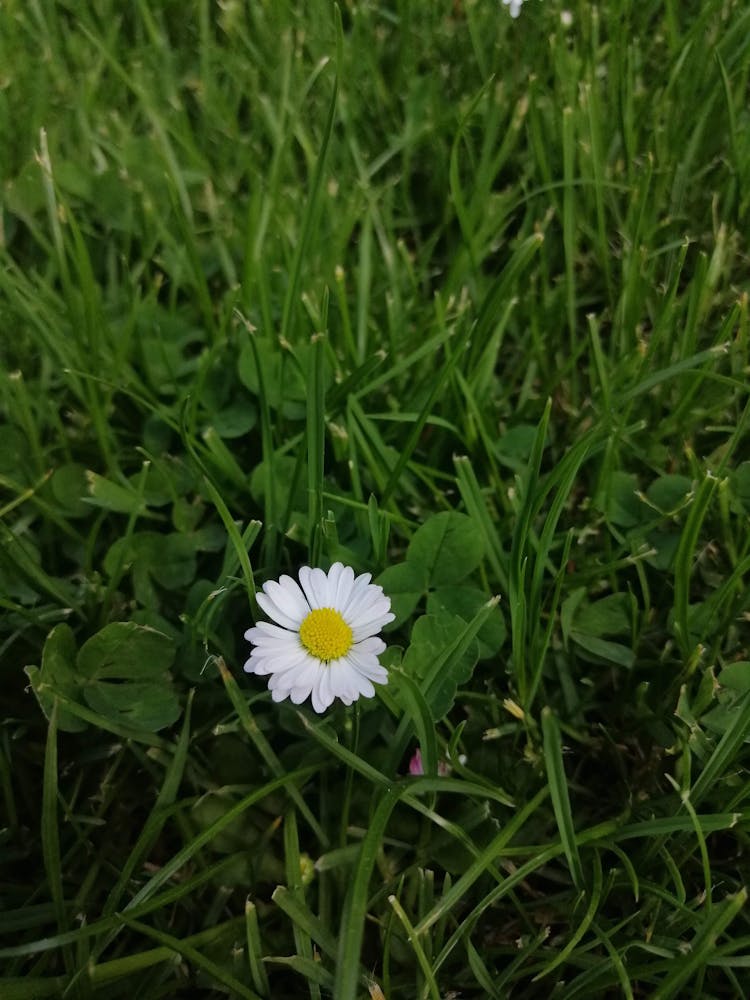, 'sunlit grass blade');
125,767,318,912
689,691,750,808
673,472,718,659
415,786,549,936
245,899,270,999
650,889,747,1000
41,700,72,973
334,786,402,1000
263,956,335,990
117,915,261,999
307,331,327,565
282,808,320,1000
541,707,585,892
532,849,602,981
387,893,441,1000
272,885,338,960
508,398,551,702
